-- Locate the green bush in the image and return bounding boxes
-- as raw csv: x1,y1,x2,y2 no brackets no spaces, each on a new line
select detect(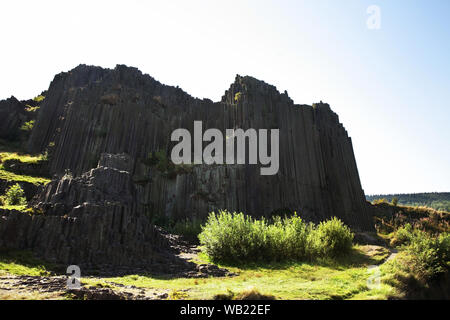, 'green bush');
1,183,27,206
198,211,266,262
390,223,413,246
438,233,450,264
403,230,449,281
199,210,354,264
308,217,354,258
